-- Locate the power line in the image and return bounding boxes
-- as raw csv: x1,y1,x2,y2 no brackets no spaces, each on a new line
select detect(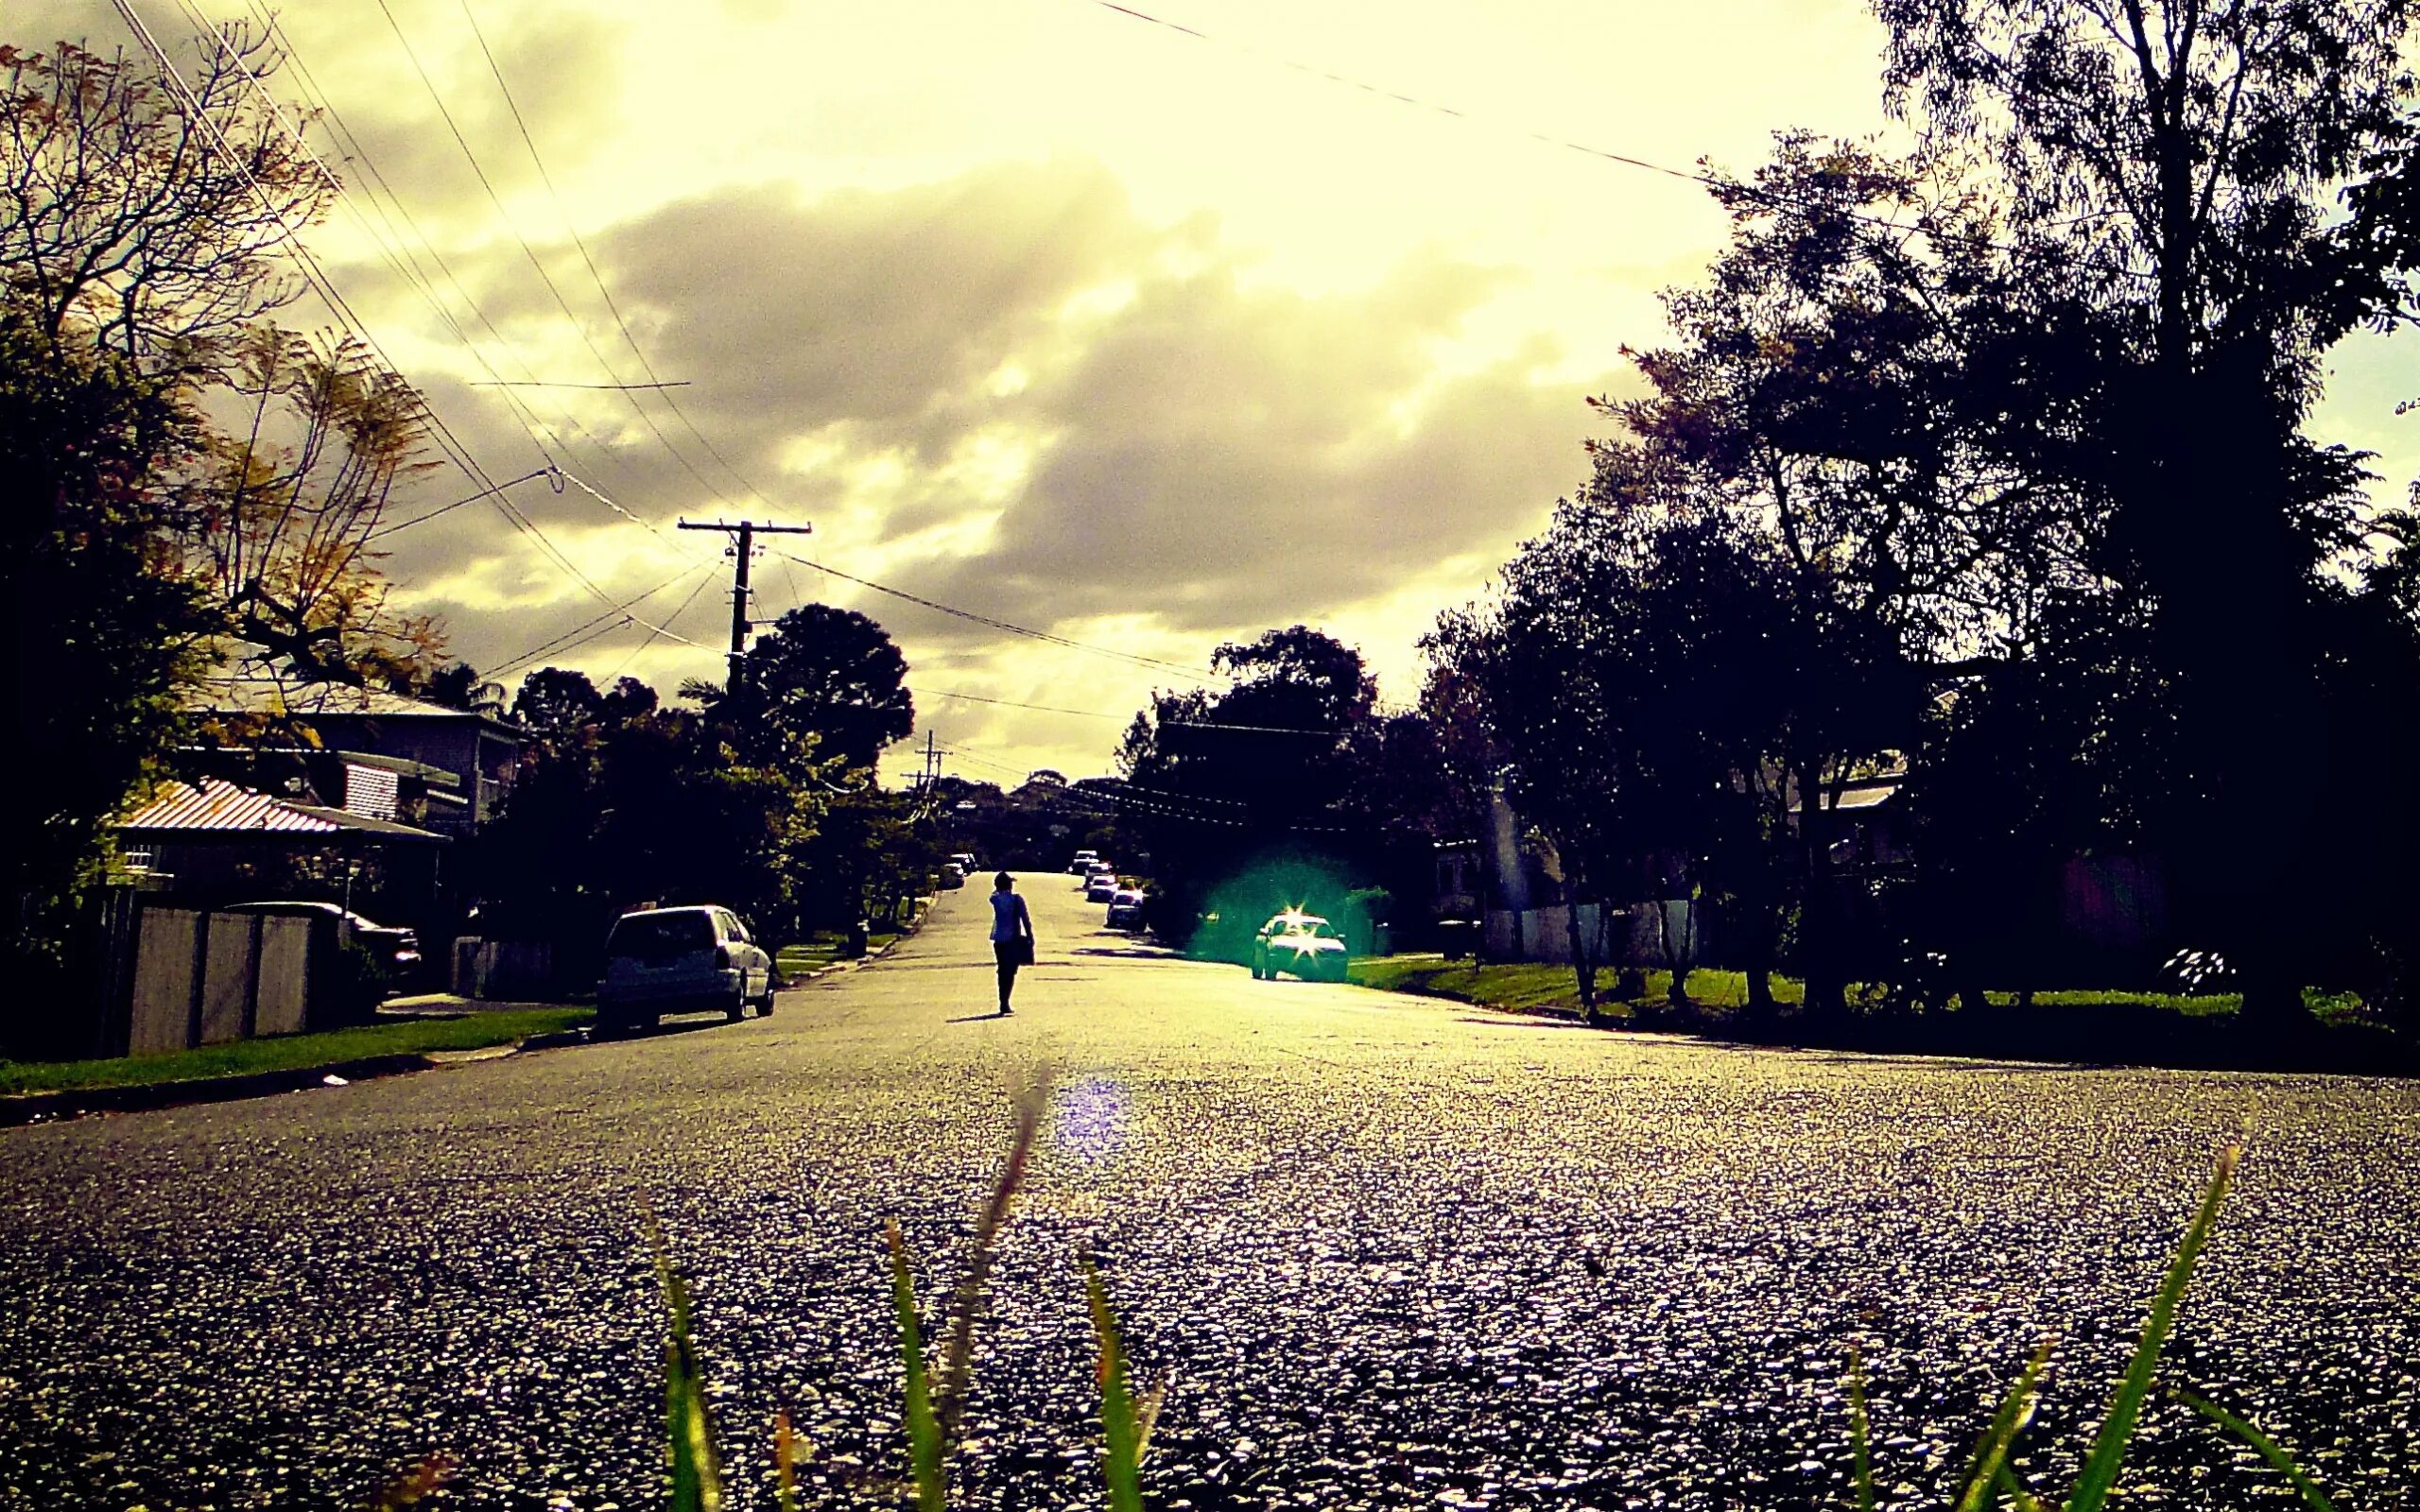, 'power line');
135,5,714,660
371,0,749,517
220,0,630,478
911,687,1131,720
772,548,1222,682
455,0,784,514
365,466,558,541
606,566,720,681
486,563,713,679
1078,0,2159,285
216,0,717,550
469,379,694,390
